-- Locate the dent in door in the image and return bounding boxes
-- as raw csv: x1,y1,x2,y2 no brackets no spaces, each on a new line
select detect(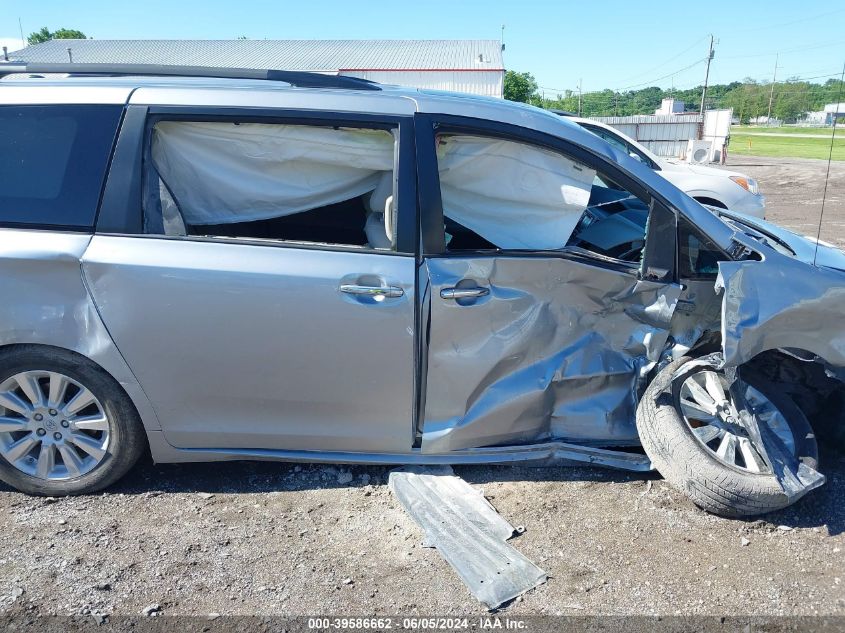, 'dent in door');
422,256,681,452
